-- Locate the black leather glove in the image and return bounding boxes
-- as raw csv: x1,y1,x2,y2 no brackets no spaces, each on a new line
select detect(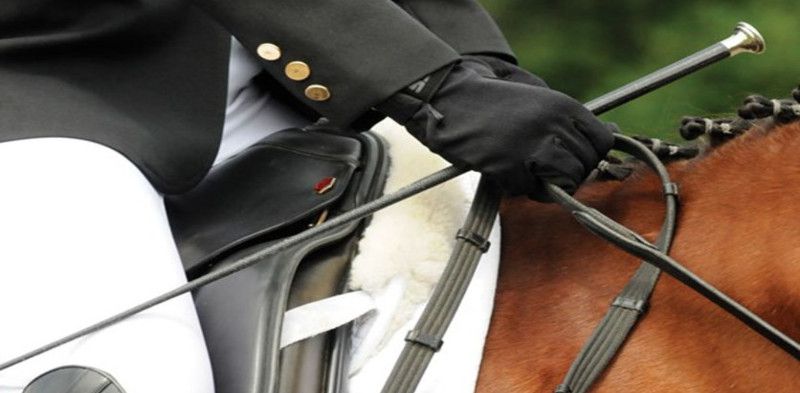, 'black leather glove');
375,61,614,199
